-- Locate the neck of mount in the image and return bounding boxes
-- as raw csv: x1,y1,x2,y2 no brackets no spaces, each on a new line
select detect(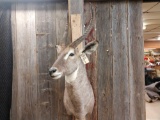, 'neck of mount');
65,62,88,84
